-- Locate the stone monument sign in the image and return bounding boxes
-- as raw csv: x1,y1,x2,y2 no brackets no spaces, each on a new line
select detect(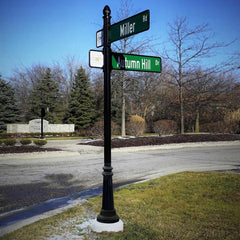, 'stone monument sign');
29,119,48,133
7,119,75,133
